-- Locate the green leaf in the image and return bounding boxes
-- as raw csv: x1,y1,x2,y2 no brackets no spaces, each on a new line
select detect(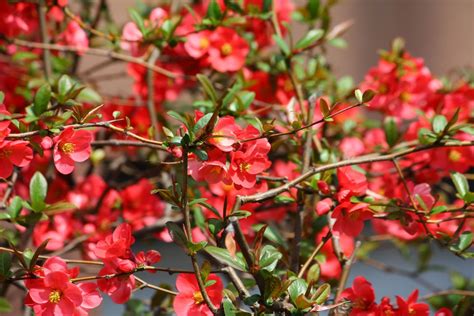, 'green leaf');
259,245,282,272
193,113,213,134
450,172,469,198
312,283,331,304
205,246,247,271
0,298,11,313
8,196,23,219
430,205,447,215
165,222,189,253
274,195,295,204
295,29,324,50
362,89,376,103
208,218,224,235
288,278,307,304
307,0,320,20
432,115,448,134
57,75,74,98
206,0,223,21
33,84,51,116
418,128,437,145
0,92,4,103
77,87,103,105
129,9,146,35
383,116,399,147
307,263,320,284
29,172,48,212
272,35,290,56
0,252,12,277
451,231,473,253
196,74,218,105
